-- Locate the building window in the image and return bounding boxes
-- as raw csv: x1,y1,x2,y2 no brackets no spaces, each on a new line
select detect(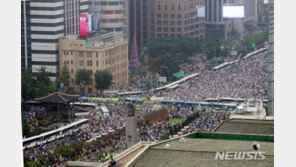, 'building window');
71,69,73,74
96,52,98,57
157,14,161,18
87,52,92,57
164,14,168,18
157,33,161,37
164,20,168,25
79,60,84,66
157,20,161,25
177,28,182,32
157,27,162,32
177,34,182,37
71,60,73,64
170,27,175,32
164,27,168,32
177,14,182,18
87,60,92,66
79,51,84,57
170,14,175,18
170,21,175,25
158,5,161,10
165,5,167,10
172,5,174,10
178,5,181,10
177,21,182,25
